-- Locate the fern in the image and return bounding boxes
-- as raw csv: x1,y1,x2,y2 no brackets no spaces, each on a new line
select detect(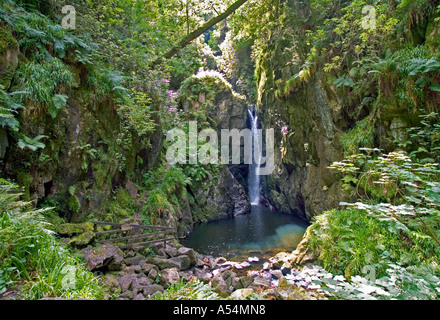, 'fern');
17,134,46,151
